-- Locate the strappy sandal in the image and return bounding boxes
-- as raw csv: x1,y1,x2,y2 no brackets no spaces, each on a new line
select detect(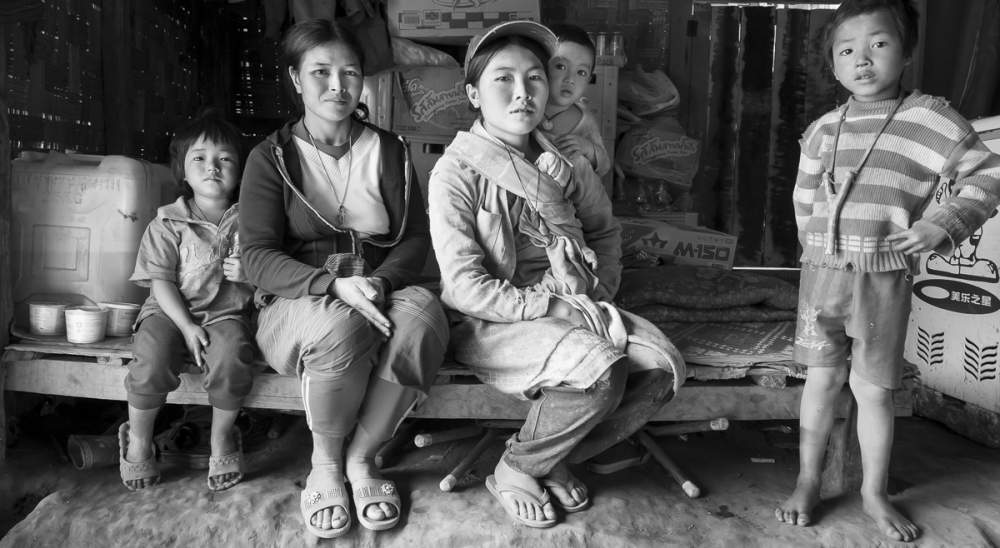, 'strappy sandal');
118,422,160,491
351,478,402,531
206,429,243,491
300,465,352,539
